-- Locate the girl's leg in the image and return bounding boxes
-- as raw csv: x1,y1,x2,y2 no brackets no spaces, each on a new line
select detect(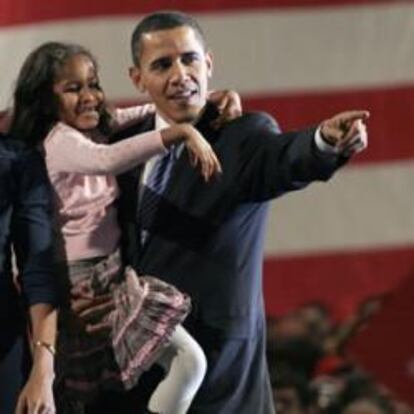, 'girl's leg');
148,325,207,414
